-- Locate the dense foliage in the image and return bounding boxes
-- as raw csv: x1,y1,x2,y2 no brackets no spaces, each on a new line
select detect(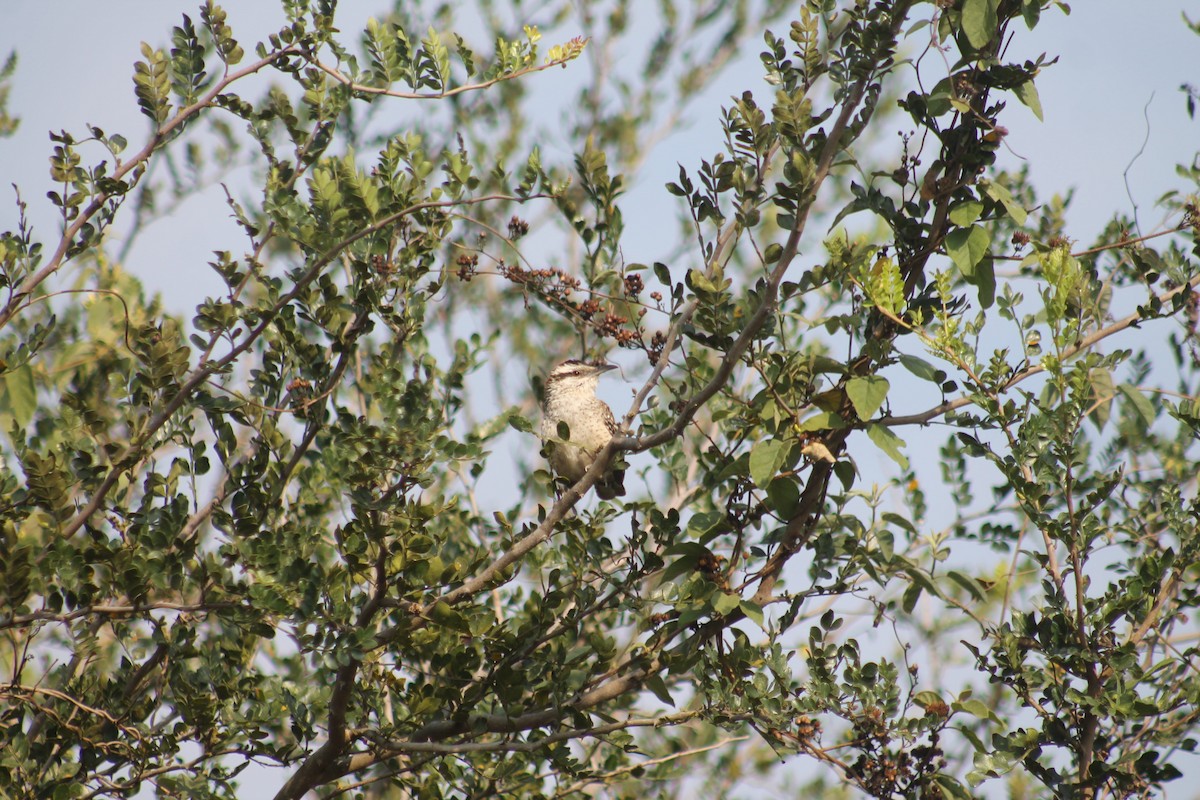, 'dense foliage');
2,1,1199,798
